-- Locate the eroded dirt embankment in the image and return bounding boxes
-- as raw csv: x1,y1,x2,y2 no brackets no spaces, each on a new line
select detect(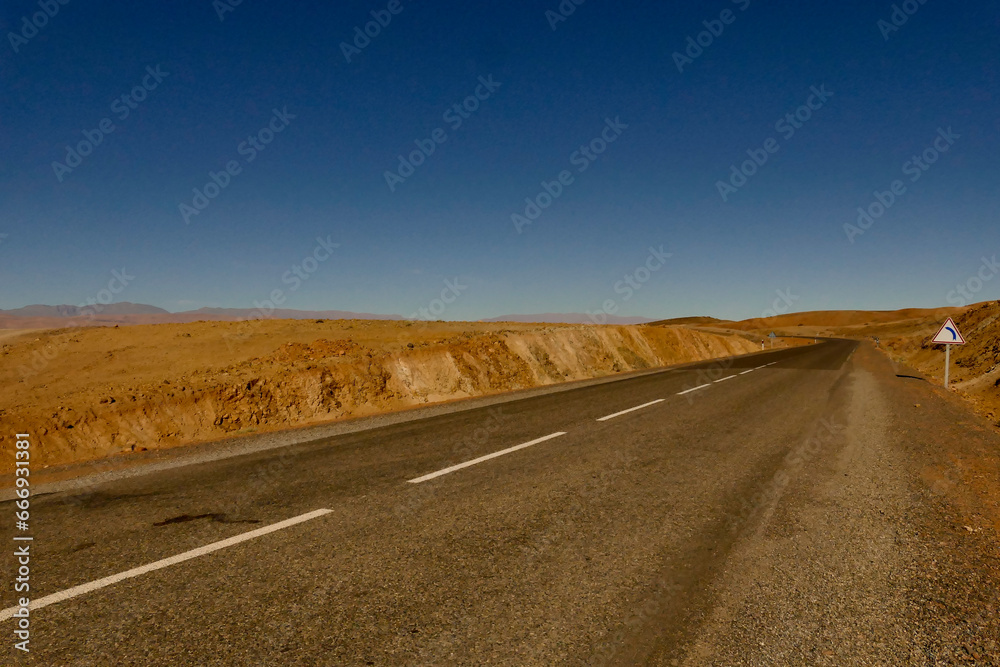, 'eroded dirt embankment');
0,320,760,472
853,301,1000,427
